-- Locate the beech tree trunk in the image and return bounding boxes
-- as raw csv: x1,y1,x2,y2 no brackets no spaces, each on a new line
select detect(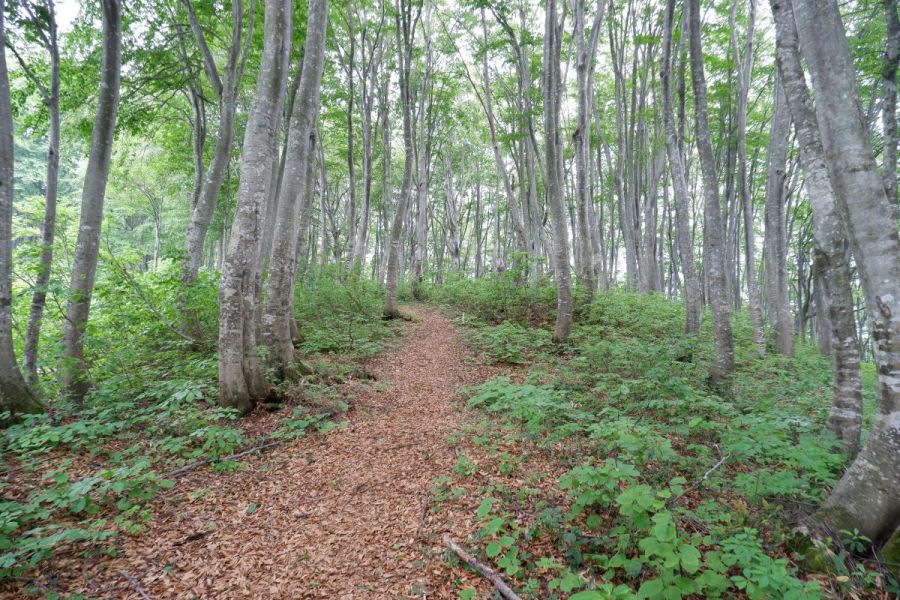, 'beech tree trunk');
218,0,292,412
383,0,419,318
771,0,862,457
661,0,701,334
687,0,734,385
731,0,765,354
0,0,41,422
261,0,327,380
791,0,900,546
883,0,900,208
573,0,605,296
543,0,572,343
21,0,60,383
763,75,795,356
181,0,251,284
59,0,122,401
